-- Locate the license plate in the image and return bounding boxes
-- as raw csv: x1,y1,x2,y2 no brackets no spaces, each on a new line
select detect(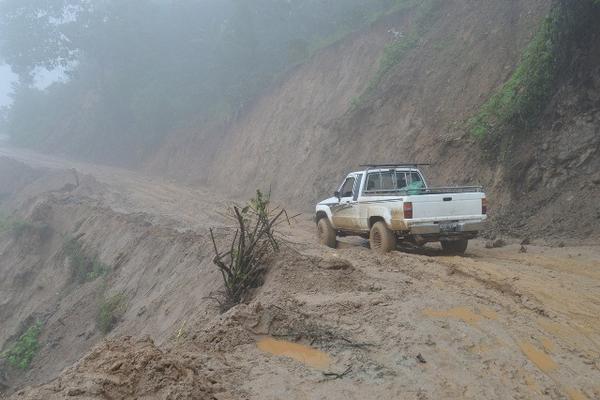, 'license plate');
439,222,460,233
